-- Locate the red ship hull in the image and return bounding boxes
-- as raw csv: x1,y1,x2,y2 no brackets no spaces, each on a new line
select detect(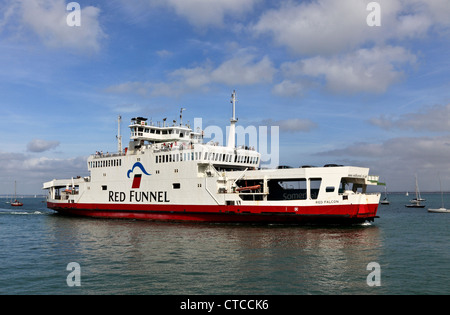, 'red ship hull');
47,202,379,224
